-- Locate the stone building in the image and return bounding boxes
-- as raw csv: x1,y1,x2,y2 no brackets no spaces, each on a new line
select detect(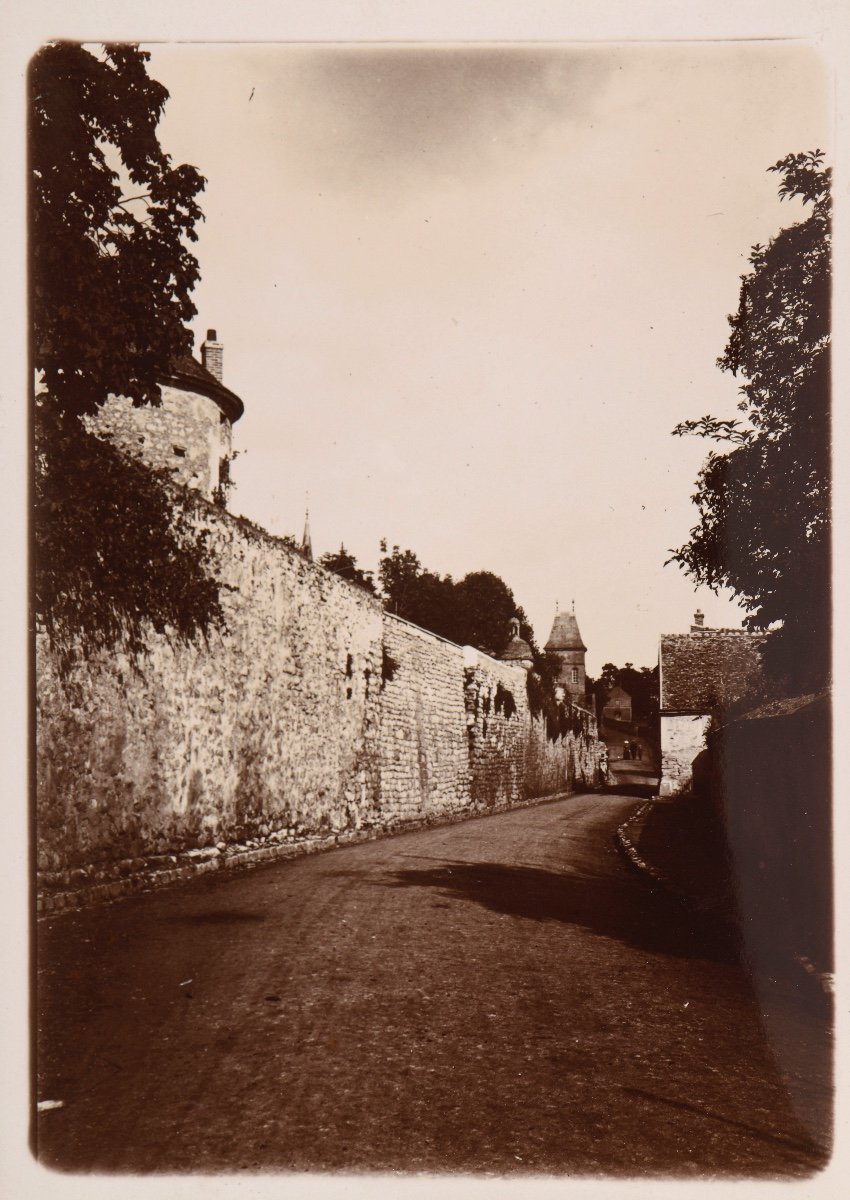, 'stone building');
86,329,244,500
659,610,765,797
544,603,587,702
